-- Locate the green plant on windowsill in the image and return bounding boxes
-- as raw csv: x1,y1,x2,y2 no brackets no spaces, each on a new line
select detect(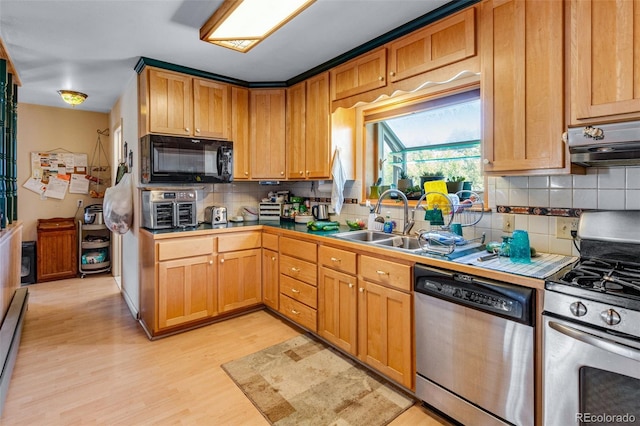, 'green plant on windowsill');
397,170,413,192
446,175,466,193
